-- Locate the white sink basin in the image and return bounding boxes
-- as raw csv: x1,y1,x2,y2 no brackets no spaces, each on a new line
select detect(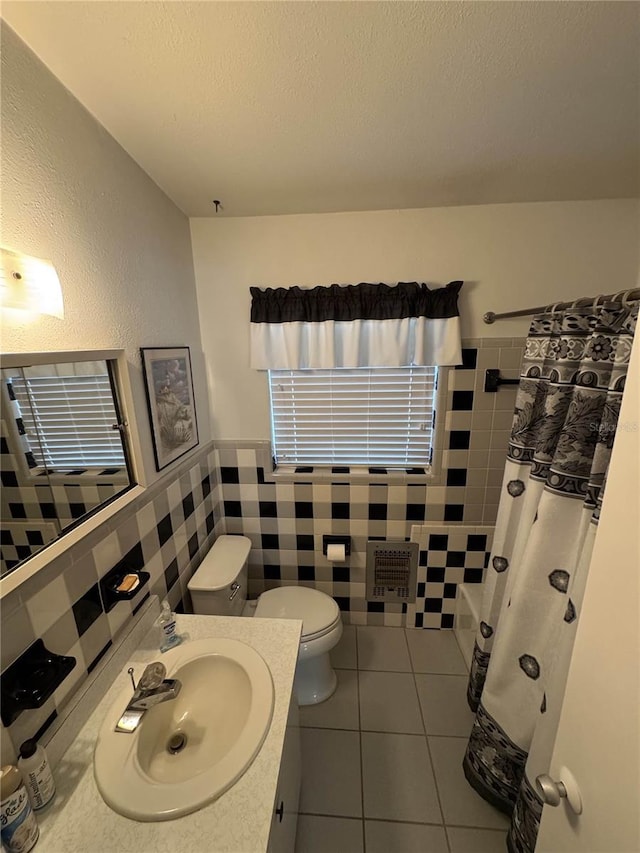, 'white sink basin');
94,637,274,821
